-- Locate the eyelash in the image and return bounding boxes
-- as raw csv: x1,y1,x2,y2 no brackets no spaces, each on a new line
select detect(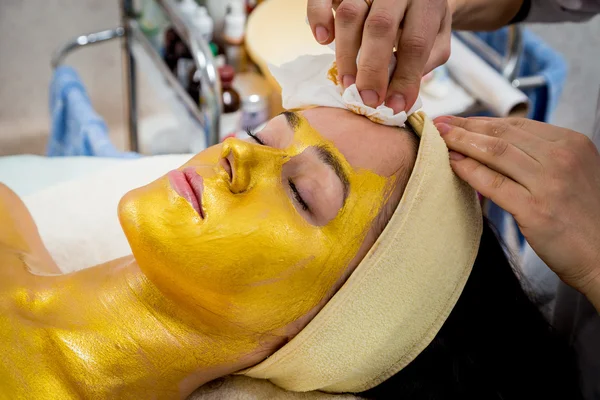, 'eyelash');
245,127,309,212
288,179,309,212
245,127,265,145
